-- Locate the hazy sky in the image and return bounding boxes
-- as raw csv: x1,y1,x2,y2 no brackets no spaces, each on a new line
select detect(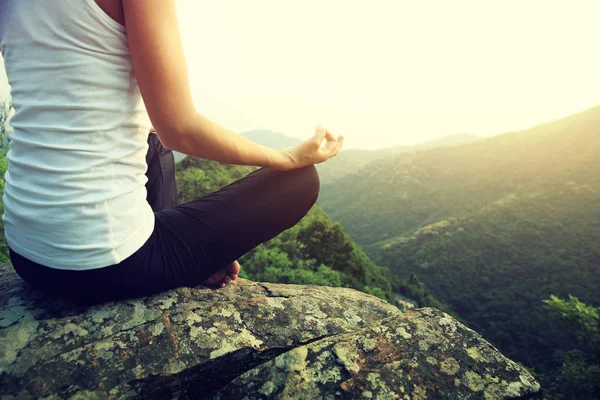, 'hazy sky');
2,0,600,149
